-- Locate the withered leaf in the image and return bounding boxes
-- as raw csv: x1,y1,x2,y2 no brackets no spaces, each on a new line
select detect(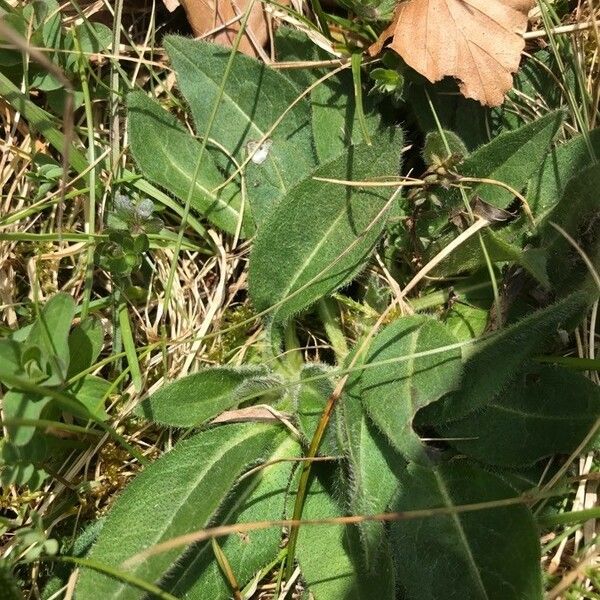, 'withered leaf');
177,0,271,58
369,0,535,106
211,405,291,424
